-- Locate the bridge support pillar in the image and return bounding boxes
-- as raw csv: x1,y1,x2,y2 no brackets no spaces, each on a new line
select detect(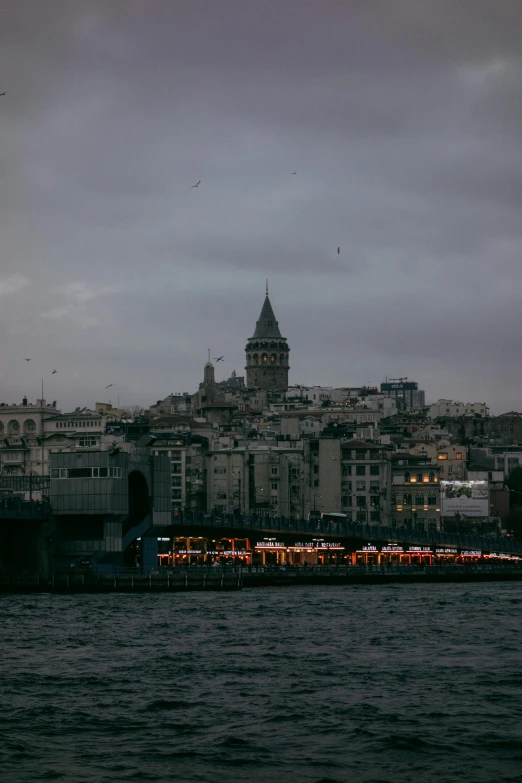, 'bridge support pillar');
142,535,158,573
